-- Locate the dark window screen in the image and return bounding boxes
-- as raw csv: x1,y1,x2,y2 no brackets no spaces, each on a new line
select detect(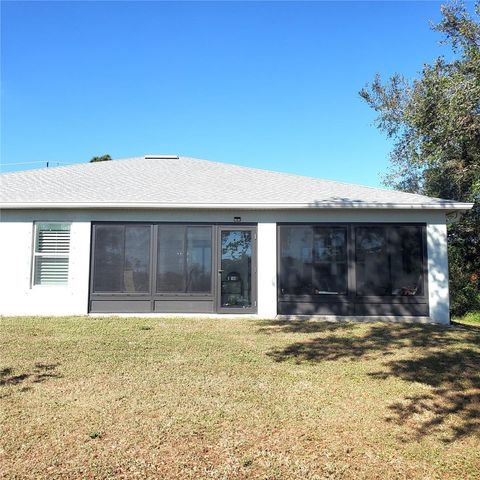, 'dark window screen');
186,227,212,293
124,226,151,292
93,225,151,293
355,227,389,296
279,226,347,295
156,225,185,292
356,226,424,296
93,225,124,292
313,227,347,295
280,226,313,295
280,224,425,299
157,225,212,293
390,227,424,296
